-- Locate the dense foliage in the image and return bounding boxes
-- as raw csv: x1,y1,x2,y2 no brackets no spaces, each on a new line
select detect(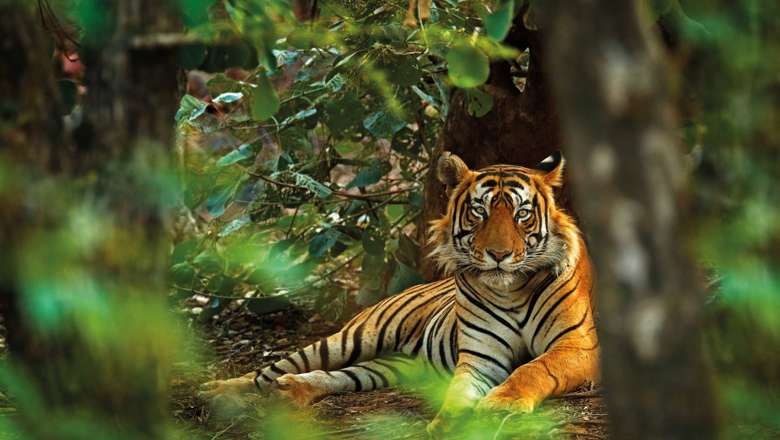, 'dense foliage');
168,0,521,319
